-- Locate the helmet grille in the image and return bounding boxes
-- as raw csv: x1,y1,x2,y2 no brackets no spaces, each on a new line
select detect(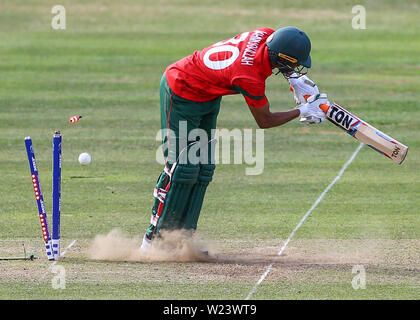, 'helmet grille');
267,47,280,68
